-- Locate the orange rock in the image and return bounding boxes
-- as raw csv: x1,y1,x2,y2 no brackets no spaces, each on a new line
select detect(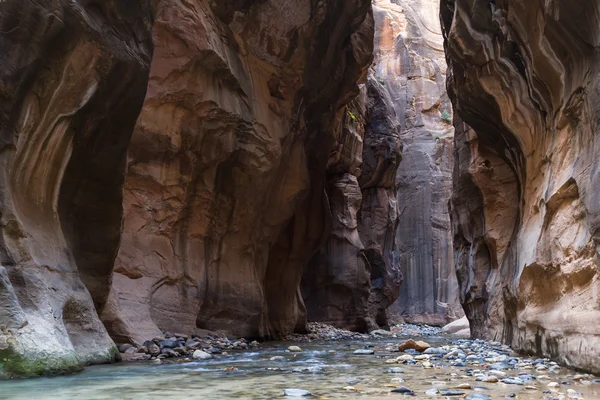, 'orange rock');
398,339,431,352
